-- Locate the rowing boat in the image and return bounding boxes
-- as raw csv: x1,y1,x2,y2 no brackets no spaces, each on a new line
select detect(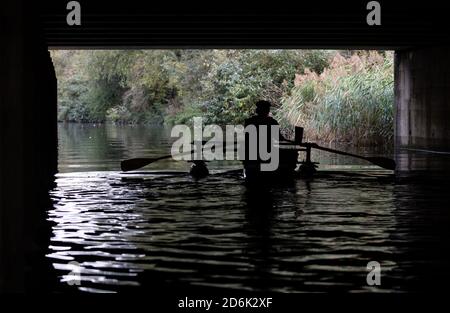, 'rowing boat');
242,148,301,183
120,127,396,181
